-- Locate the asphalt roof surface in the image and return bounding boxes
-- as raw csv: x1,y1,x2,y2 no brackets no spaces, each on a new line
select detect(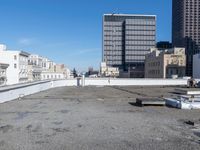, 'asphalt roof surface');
0,86,200,150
